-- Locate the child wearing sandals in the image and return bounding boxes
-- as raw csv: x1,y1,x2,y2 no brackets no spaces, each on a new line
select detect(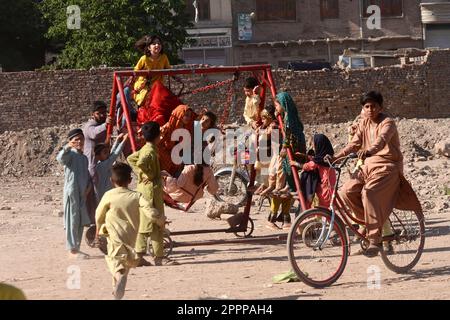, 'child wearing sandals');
260,146,293,230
